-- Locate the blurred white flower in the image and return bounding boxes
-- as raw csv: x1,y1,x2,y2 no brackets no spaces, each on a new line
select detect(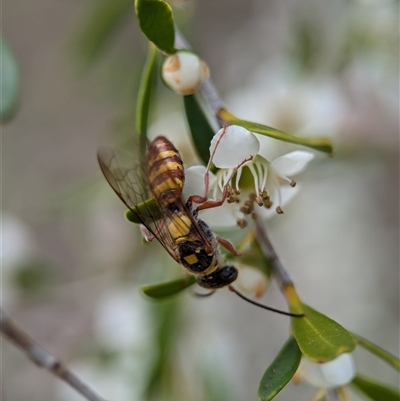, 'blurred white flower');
184,126,314,230
297,353,356,389
234,265,269,298
94,288,150,351
162,50,210,95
